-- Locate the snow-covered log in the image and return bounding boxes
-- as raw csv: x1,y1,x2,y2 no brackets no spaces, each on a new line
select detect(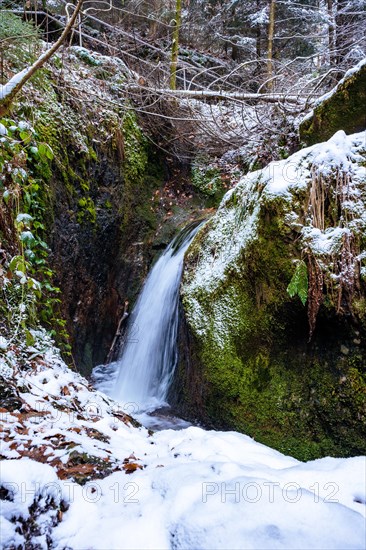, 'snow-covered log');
125,84,306,105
